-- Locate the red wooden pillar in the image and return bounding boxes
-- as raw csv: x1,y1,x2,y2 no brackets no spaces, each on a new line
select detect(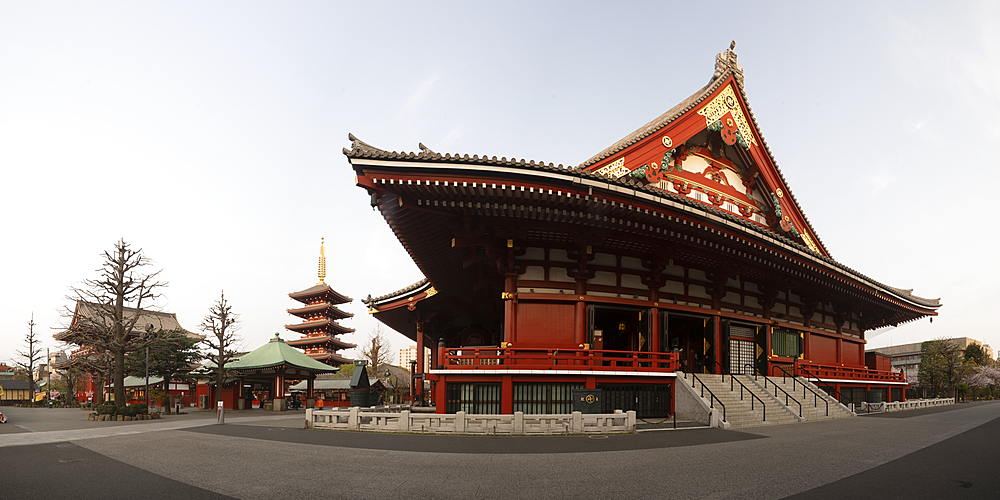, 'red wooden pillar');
574,301,587,346
435,378,447,414
501,375,513,414
430,338,439,370
416,325,425,373
415,324,425,400
836,338,843,365
503,274,517,344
